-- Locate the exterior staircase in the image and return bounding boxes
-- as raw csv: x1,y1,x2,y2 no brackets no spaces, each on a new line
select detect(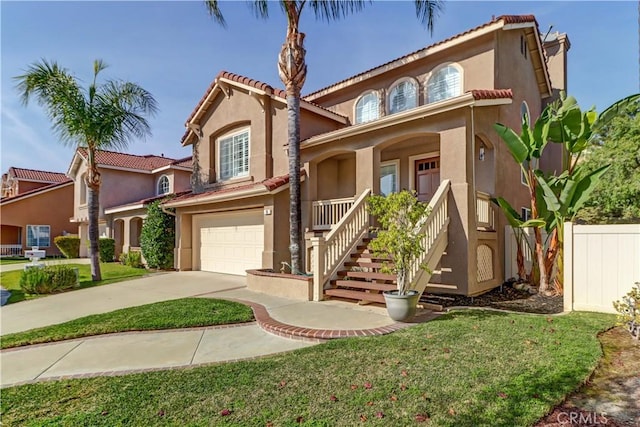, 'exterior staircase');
324,237,396,304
